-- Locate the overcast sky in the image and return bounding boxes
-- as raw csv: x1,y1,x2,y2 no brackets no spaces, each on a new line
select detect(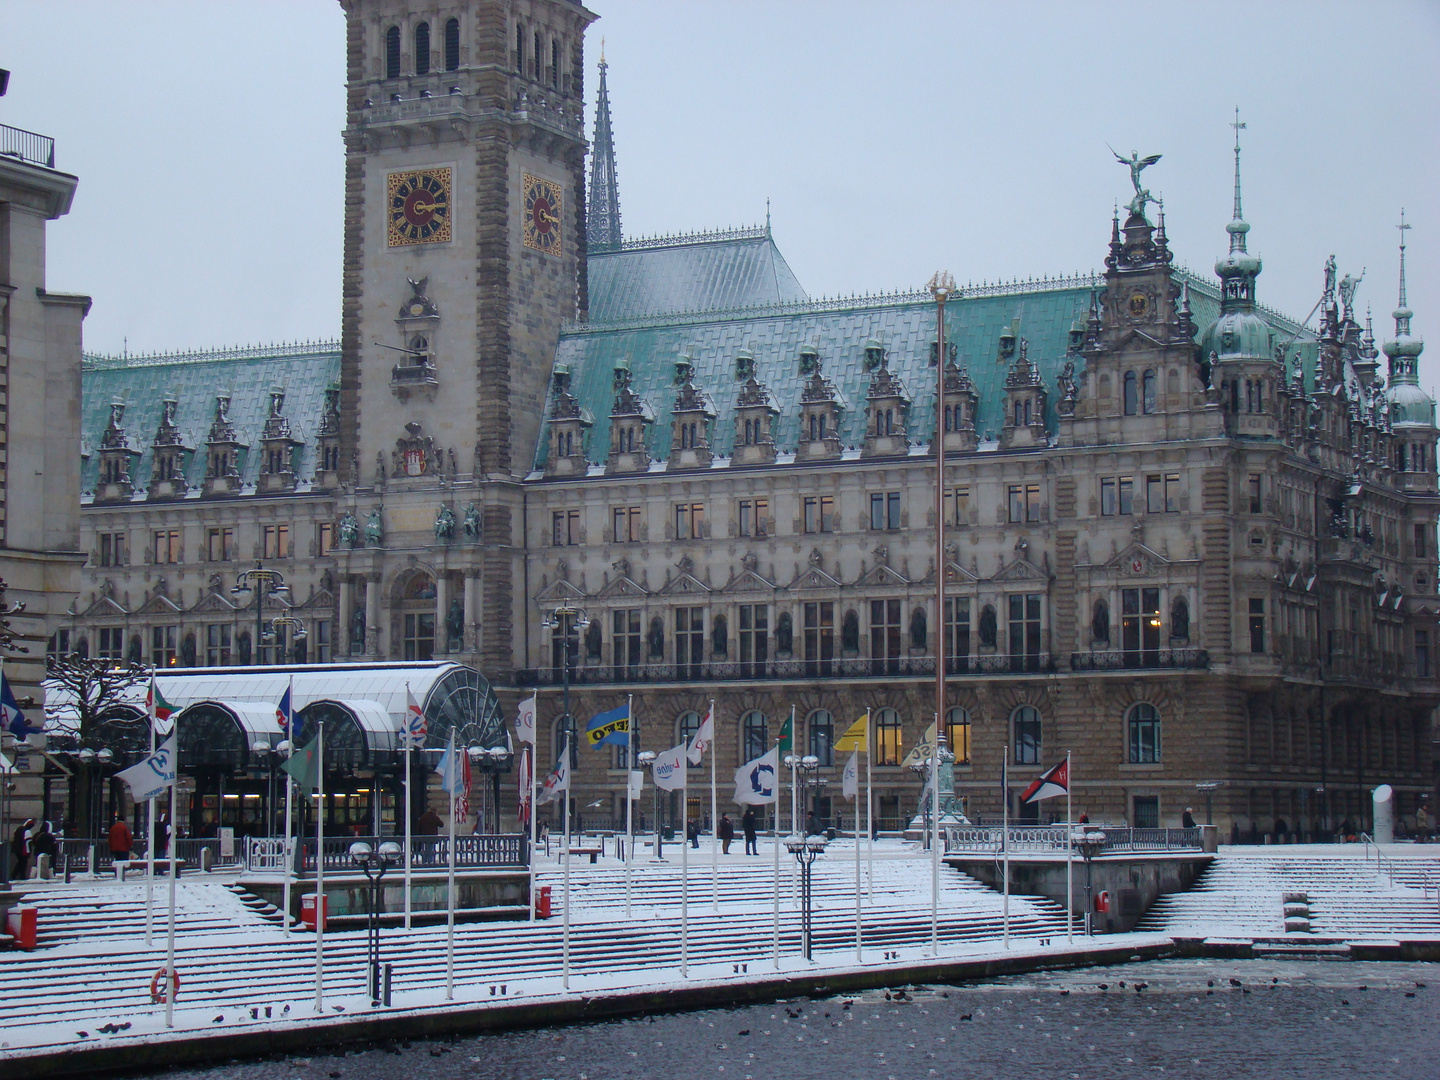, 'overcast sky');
3,1,1436,380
